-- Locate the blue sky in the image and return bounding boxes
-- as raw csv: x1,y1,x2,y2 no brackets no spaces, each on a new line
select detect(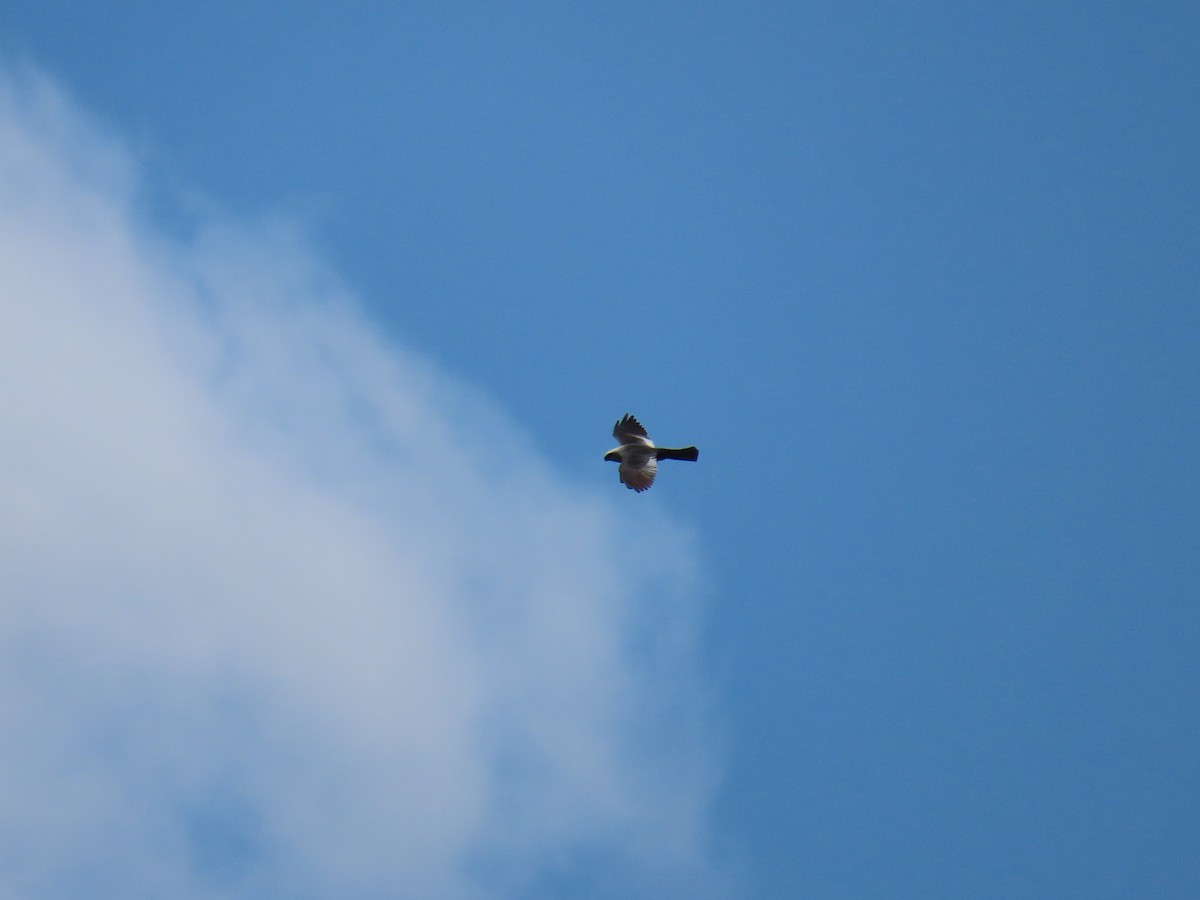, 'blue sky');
1,3,1197,897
